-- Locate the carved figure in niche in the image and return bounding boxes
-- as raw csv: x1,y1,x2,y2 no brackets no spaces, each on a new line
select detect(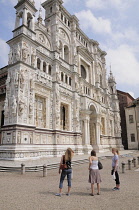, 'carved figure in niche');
74,54,78,66
30,79,34,89
31,48,36,67
18,99,24,116
8,48,13,64
30,134,33,144
22,43,28,63
56,71,60,82
22,48,28,62
96,74,100,83
39,34,45,44
56,114,60,125
29,103,33,114
60,29,66,39
4,98,9,117
17,132,21,144
80,83,84,94
16,44,21,61
14,71,19,86
55,3,59,12
19,69,25,90
75,82,79,92
6,74,11,90
12,95,17,115
74,47,77,56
